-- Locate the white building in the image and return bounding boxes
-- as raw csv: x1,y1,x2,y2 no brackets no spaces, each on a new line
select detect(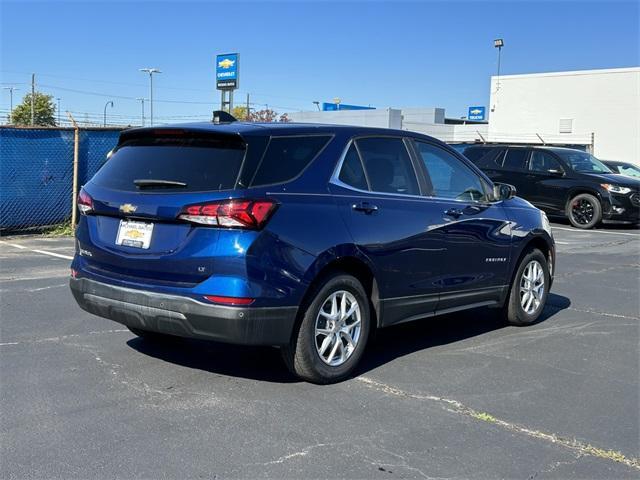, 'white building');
287,67,639,164
488,67,640,164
